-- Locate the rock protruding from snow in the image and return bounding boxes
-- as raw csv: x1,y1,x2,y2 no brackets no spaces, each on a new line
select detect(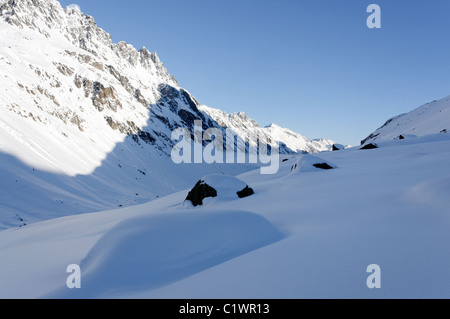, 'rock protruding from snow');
332,144,345,151
395,134,417,140
360,143,379,150
185,174,255,207
237,186,255,199
185,181,218,207
312,163,334,170
290,155,336,174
